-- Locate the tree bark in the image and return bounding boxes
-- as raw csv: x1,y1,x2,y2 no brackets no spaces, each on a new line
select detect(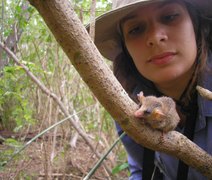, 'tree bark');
28,0,212,178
